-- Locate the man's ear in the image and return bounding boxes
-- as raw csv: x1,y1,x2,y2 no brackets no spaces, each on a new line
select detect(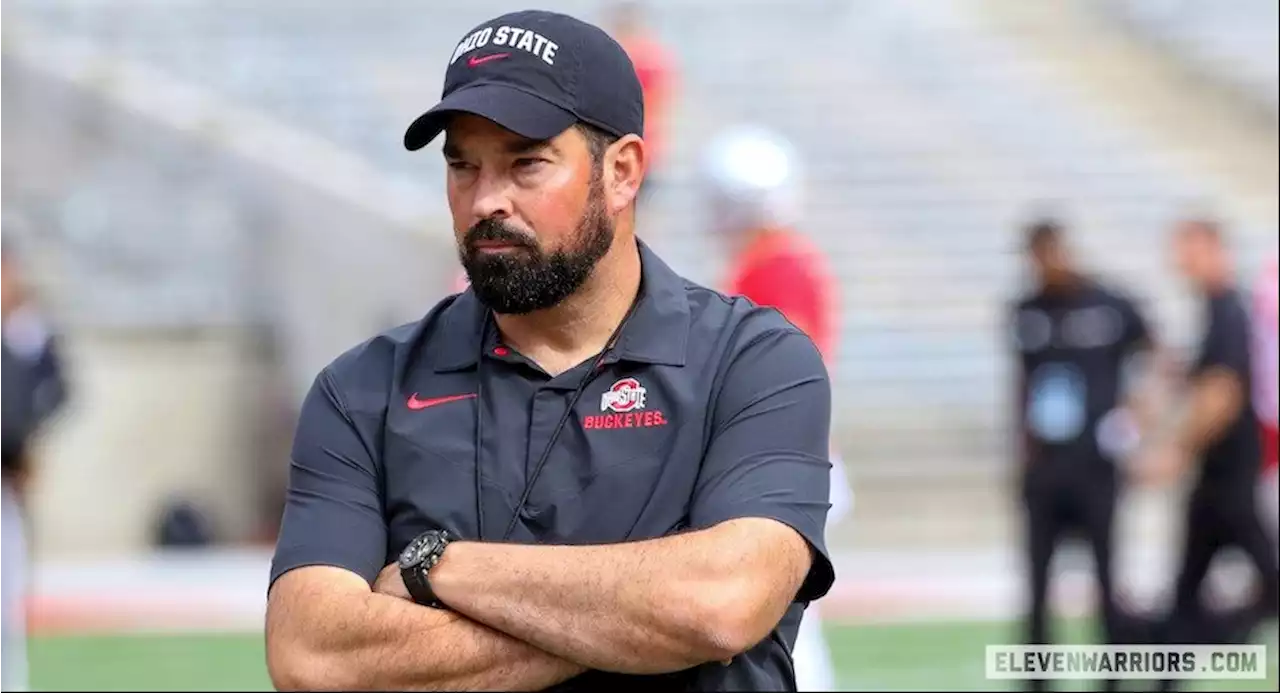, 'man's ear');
604,134,646,215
